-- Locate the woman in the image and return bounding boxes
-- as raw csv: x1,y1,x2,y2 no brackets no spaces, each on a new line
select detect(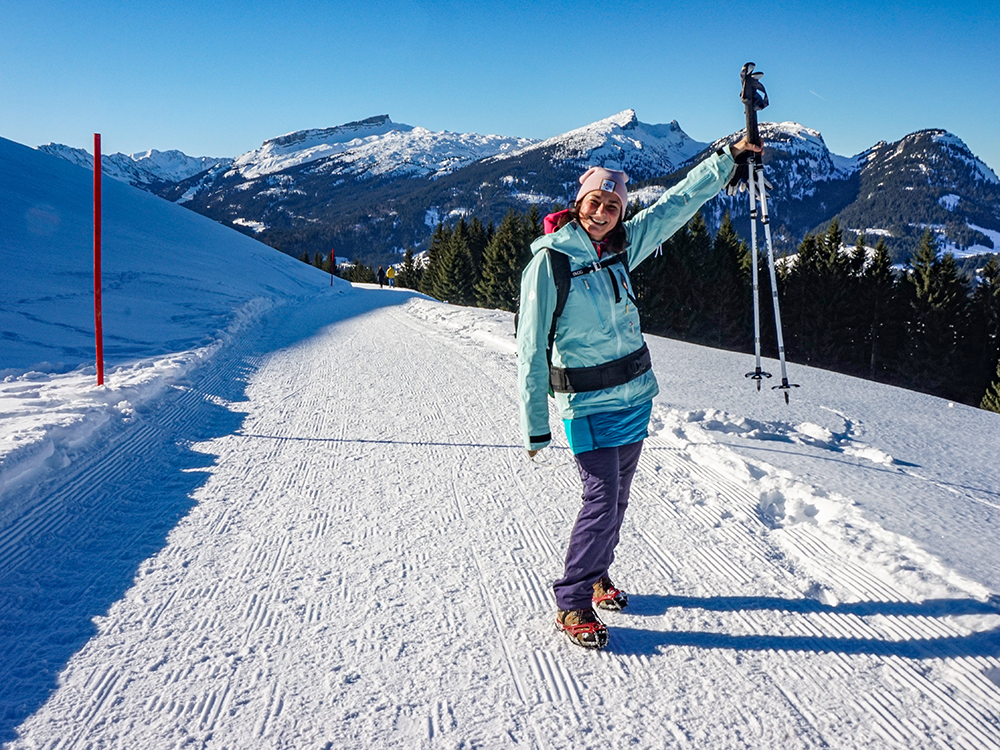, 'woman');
517,136,760,649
